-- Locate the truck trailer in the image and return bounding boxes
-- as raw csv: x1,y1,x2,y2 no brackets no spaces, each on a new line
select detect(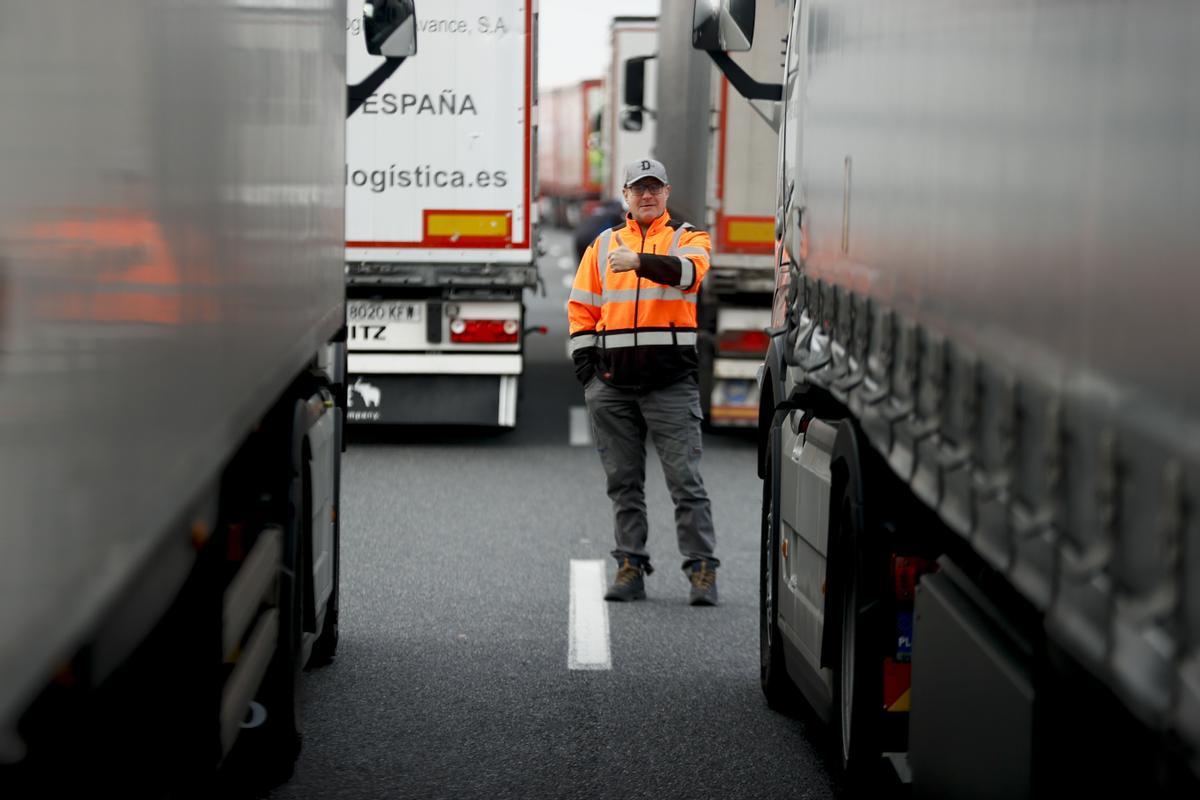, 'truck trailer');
696,0,1200,795
0,0,417,794
344,0,538,428
538,79,605,230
